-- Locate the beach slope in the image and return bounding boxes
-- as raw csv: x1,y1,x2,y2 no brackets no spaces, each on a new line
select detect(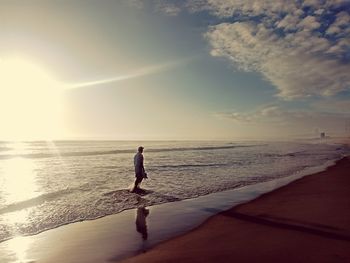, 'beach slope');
122,157,350,263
